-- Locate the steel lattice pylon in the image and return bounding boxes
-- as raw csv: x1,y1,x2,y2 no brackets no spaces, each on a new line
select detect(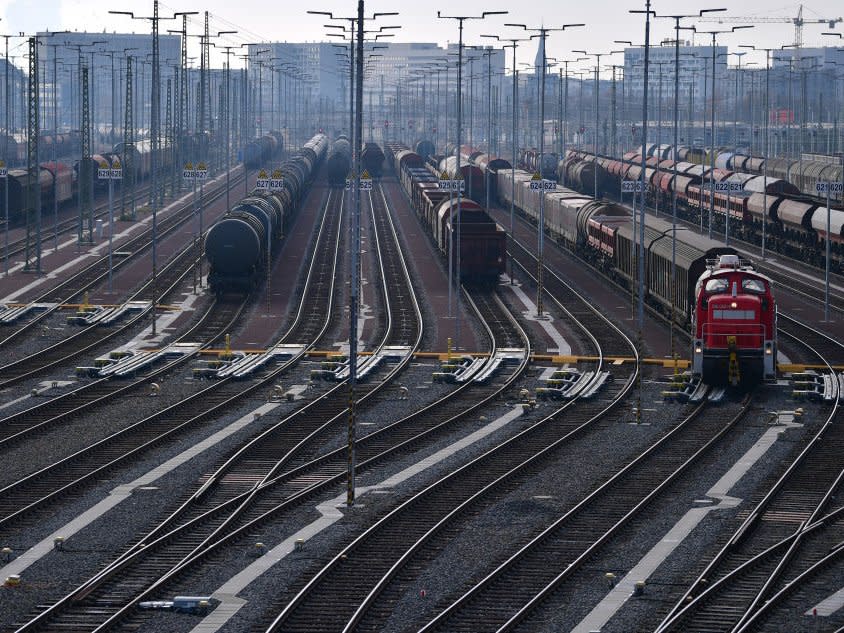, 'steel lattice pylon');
79,65,93,243
165,78,172,197
24,36,40,271
121,56,134,220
